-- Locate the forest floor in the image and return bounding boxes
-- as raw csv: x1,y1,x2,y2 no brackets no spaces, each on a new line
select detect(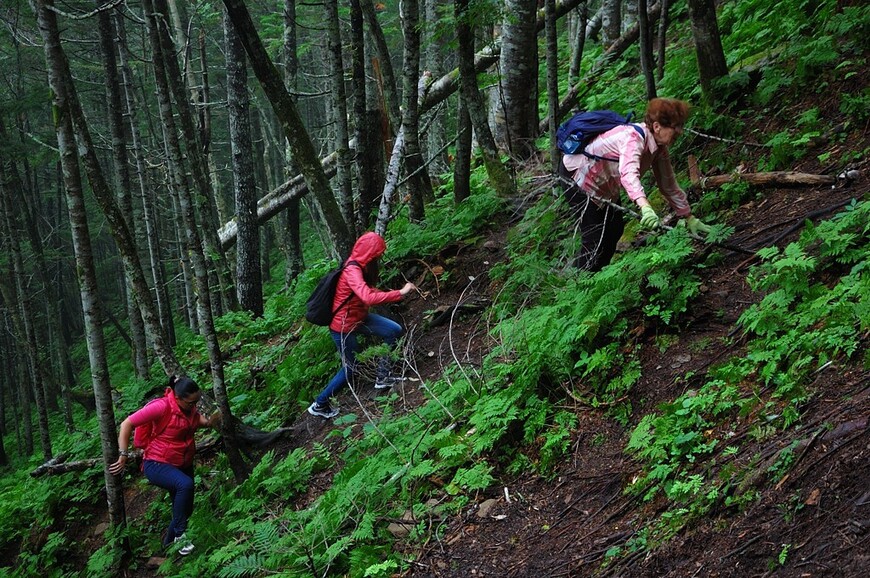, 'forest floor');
38,77,870,577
